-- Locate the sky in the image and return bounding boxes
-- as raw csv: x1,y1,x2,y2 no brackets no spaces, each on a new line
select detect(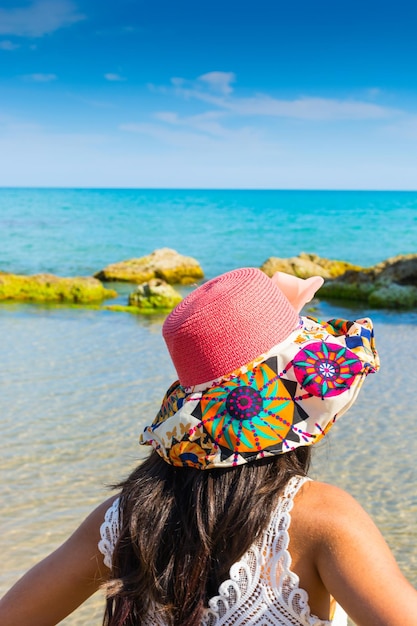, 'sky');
1,0,417,189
